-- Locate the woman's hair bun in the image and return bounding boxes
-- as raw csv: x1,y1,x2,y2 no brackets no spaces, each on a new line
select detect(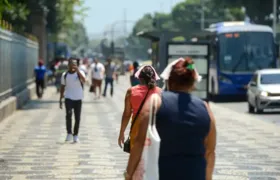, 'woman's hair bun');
169,57,196,88
139,66,156,89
